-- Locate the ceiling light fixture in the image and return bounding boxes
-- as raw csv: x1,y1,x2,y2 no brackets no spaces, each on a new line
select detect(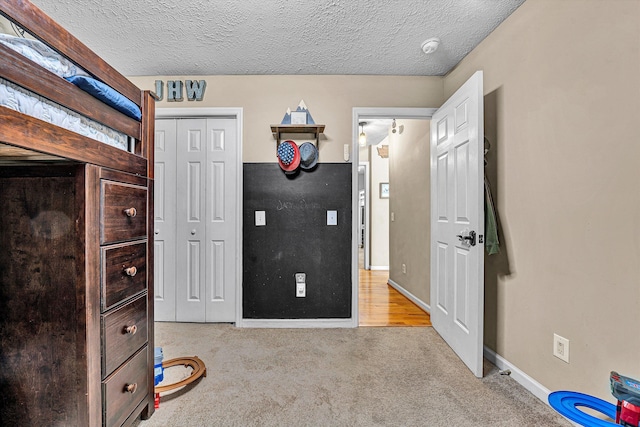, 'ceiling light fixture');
421,37,440,55
359,122,367,147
